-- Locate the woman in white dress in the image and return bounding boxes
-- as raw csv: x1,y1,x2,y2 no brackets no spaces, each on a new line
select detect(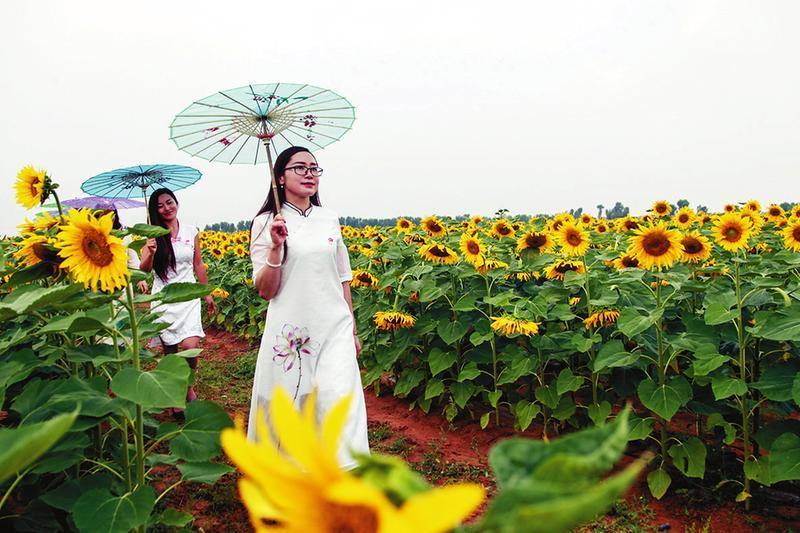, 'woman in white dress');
248,146,369,468
140,188,217,410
